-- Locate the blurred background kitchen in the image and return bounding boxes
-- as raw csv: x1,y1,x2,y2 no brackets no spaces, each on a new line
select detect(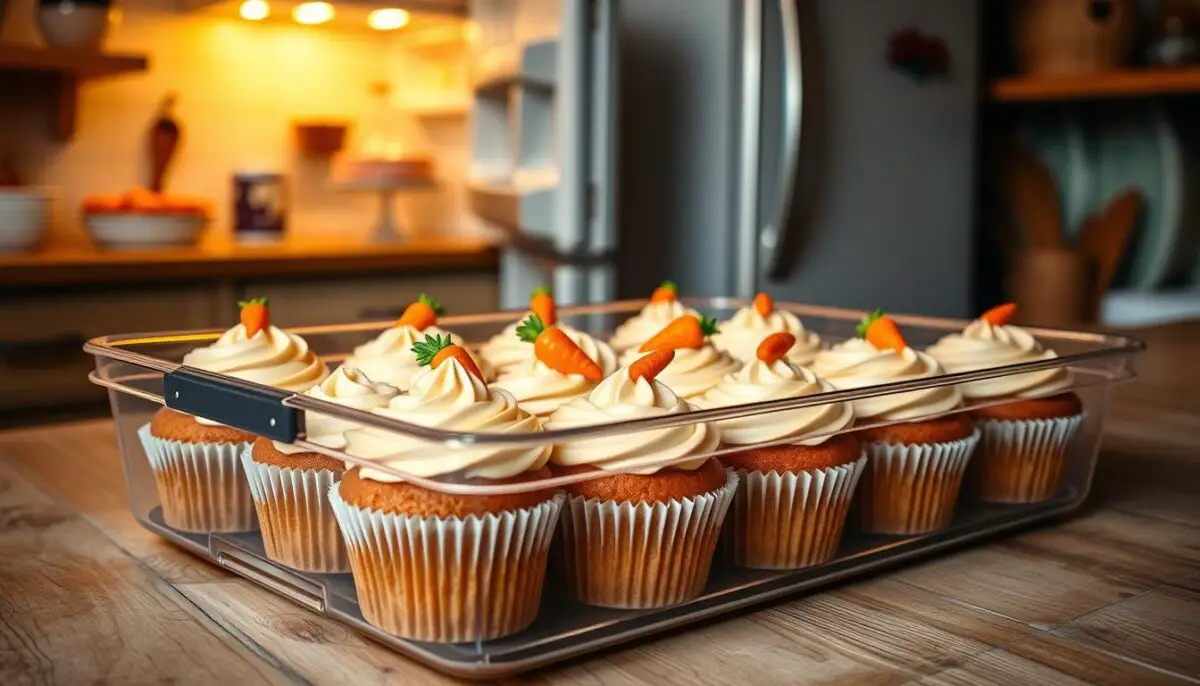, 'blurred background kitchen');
2,0,1199,420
